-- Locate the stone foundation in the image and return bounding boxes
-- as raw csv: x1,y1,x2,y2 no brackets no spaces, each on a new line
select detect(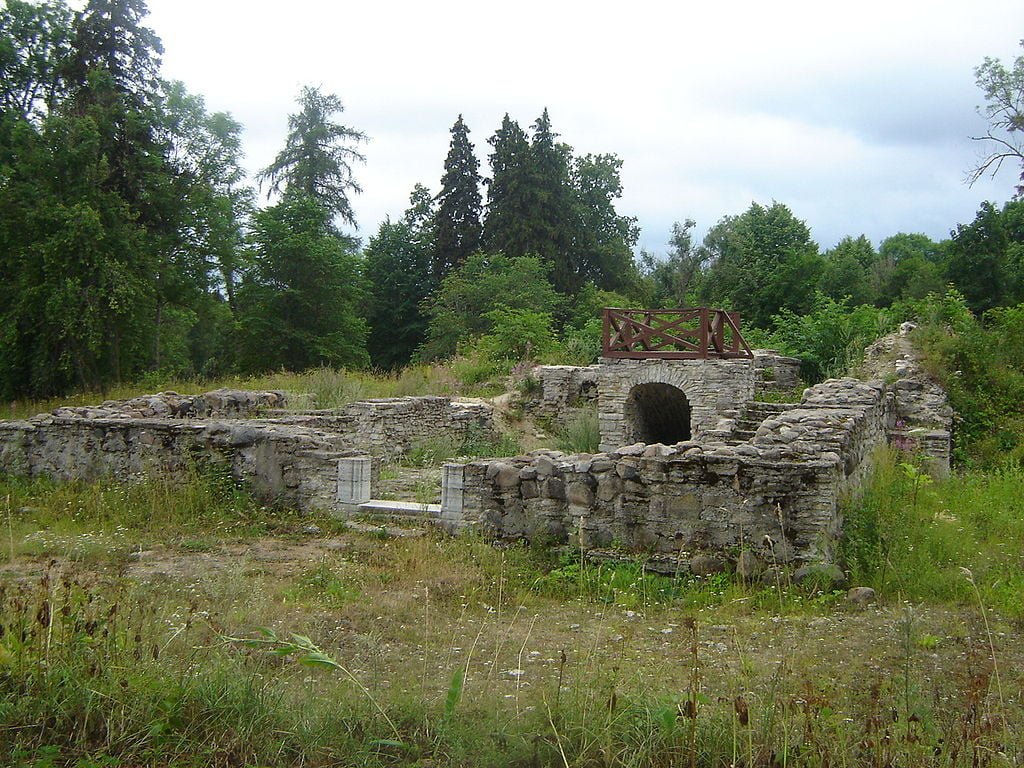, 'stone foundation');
0,414,356,513
267,396,494,459
441,376,898,568
0,392,493,513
